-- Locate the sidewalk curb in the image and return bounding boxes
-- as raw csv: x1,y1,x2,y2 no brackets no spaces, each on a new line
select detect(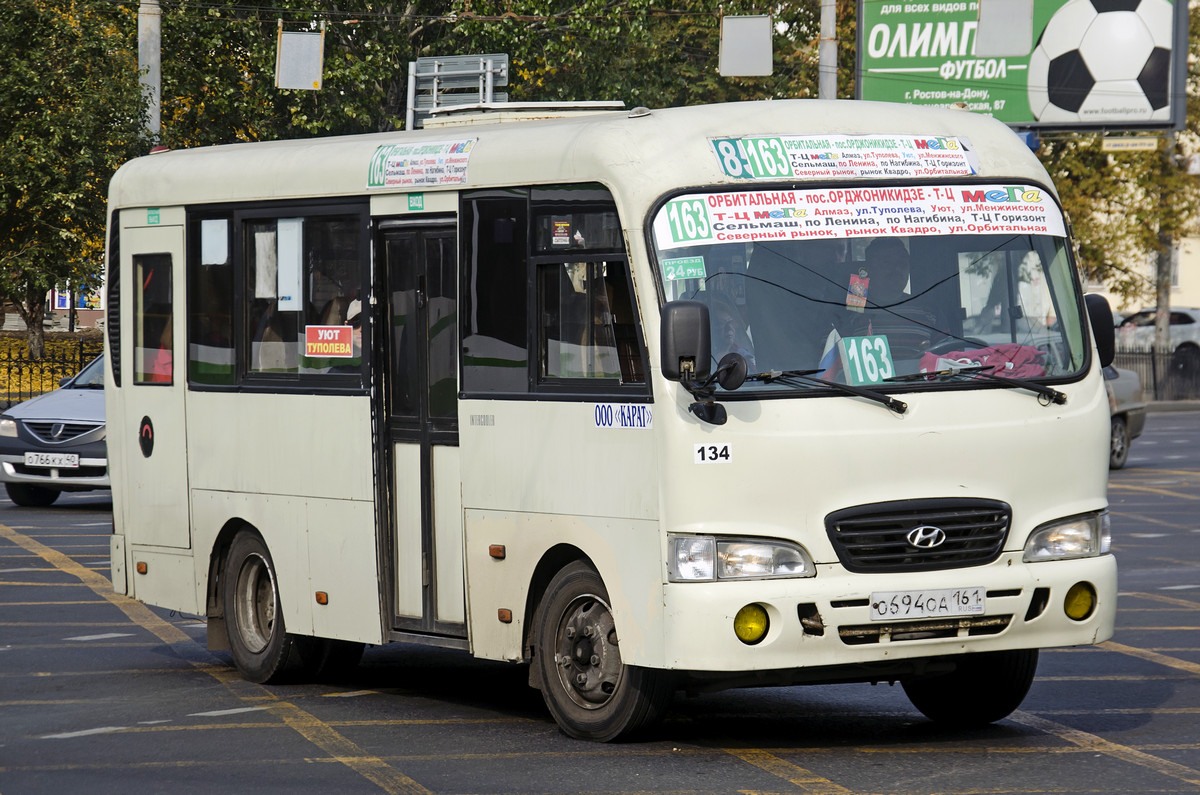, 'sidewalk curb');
1146,400,1200,413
